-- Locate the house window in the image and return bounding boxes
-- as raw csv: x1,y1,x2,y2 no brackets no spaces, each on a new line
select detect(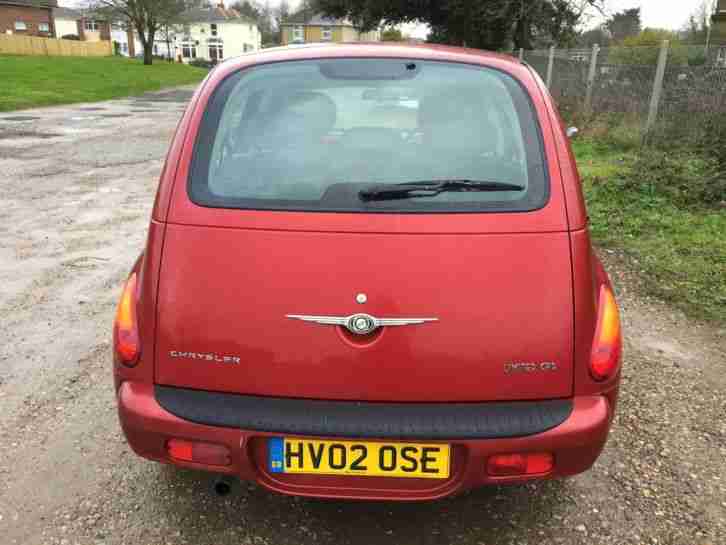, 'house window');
84,20,100,31
210,23,218,37
321,26,332,41
292,25,304,43
38,22,50,33
14,21,27,31
181,43,197,59
209,43,223,61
